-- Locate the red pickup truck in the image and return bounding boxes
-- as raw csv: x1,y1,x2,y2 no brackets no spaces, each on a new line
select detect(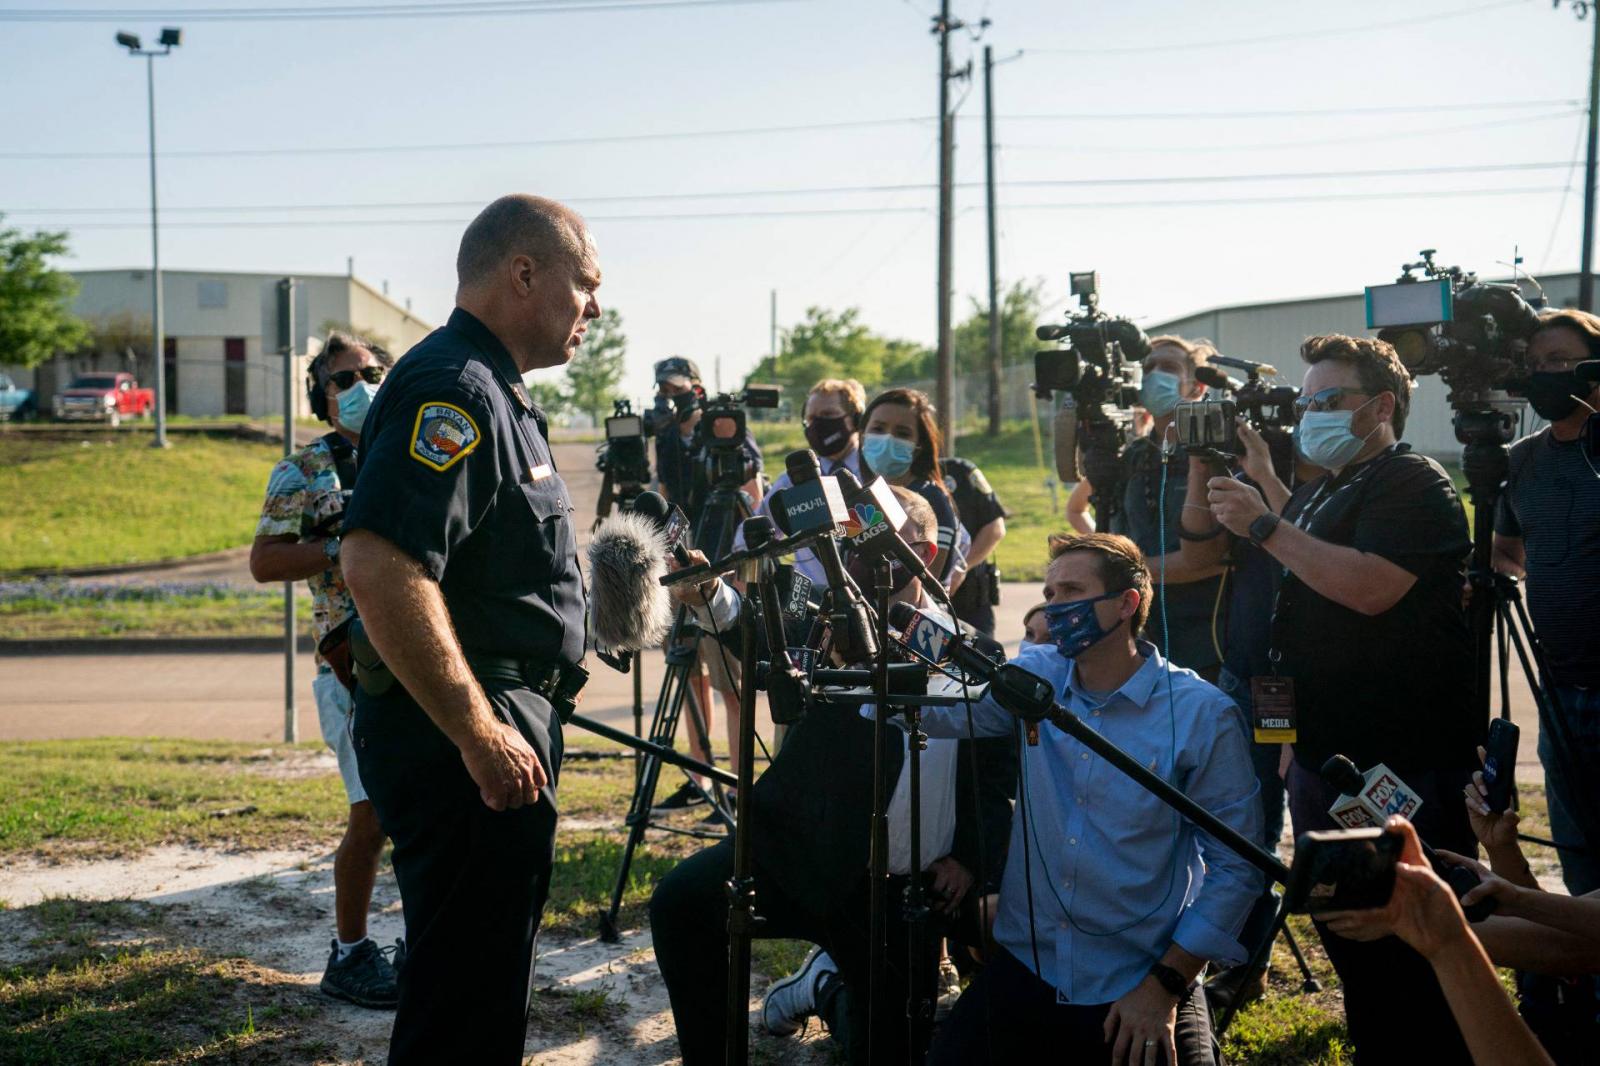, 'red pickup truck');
53,372,156,426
